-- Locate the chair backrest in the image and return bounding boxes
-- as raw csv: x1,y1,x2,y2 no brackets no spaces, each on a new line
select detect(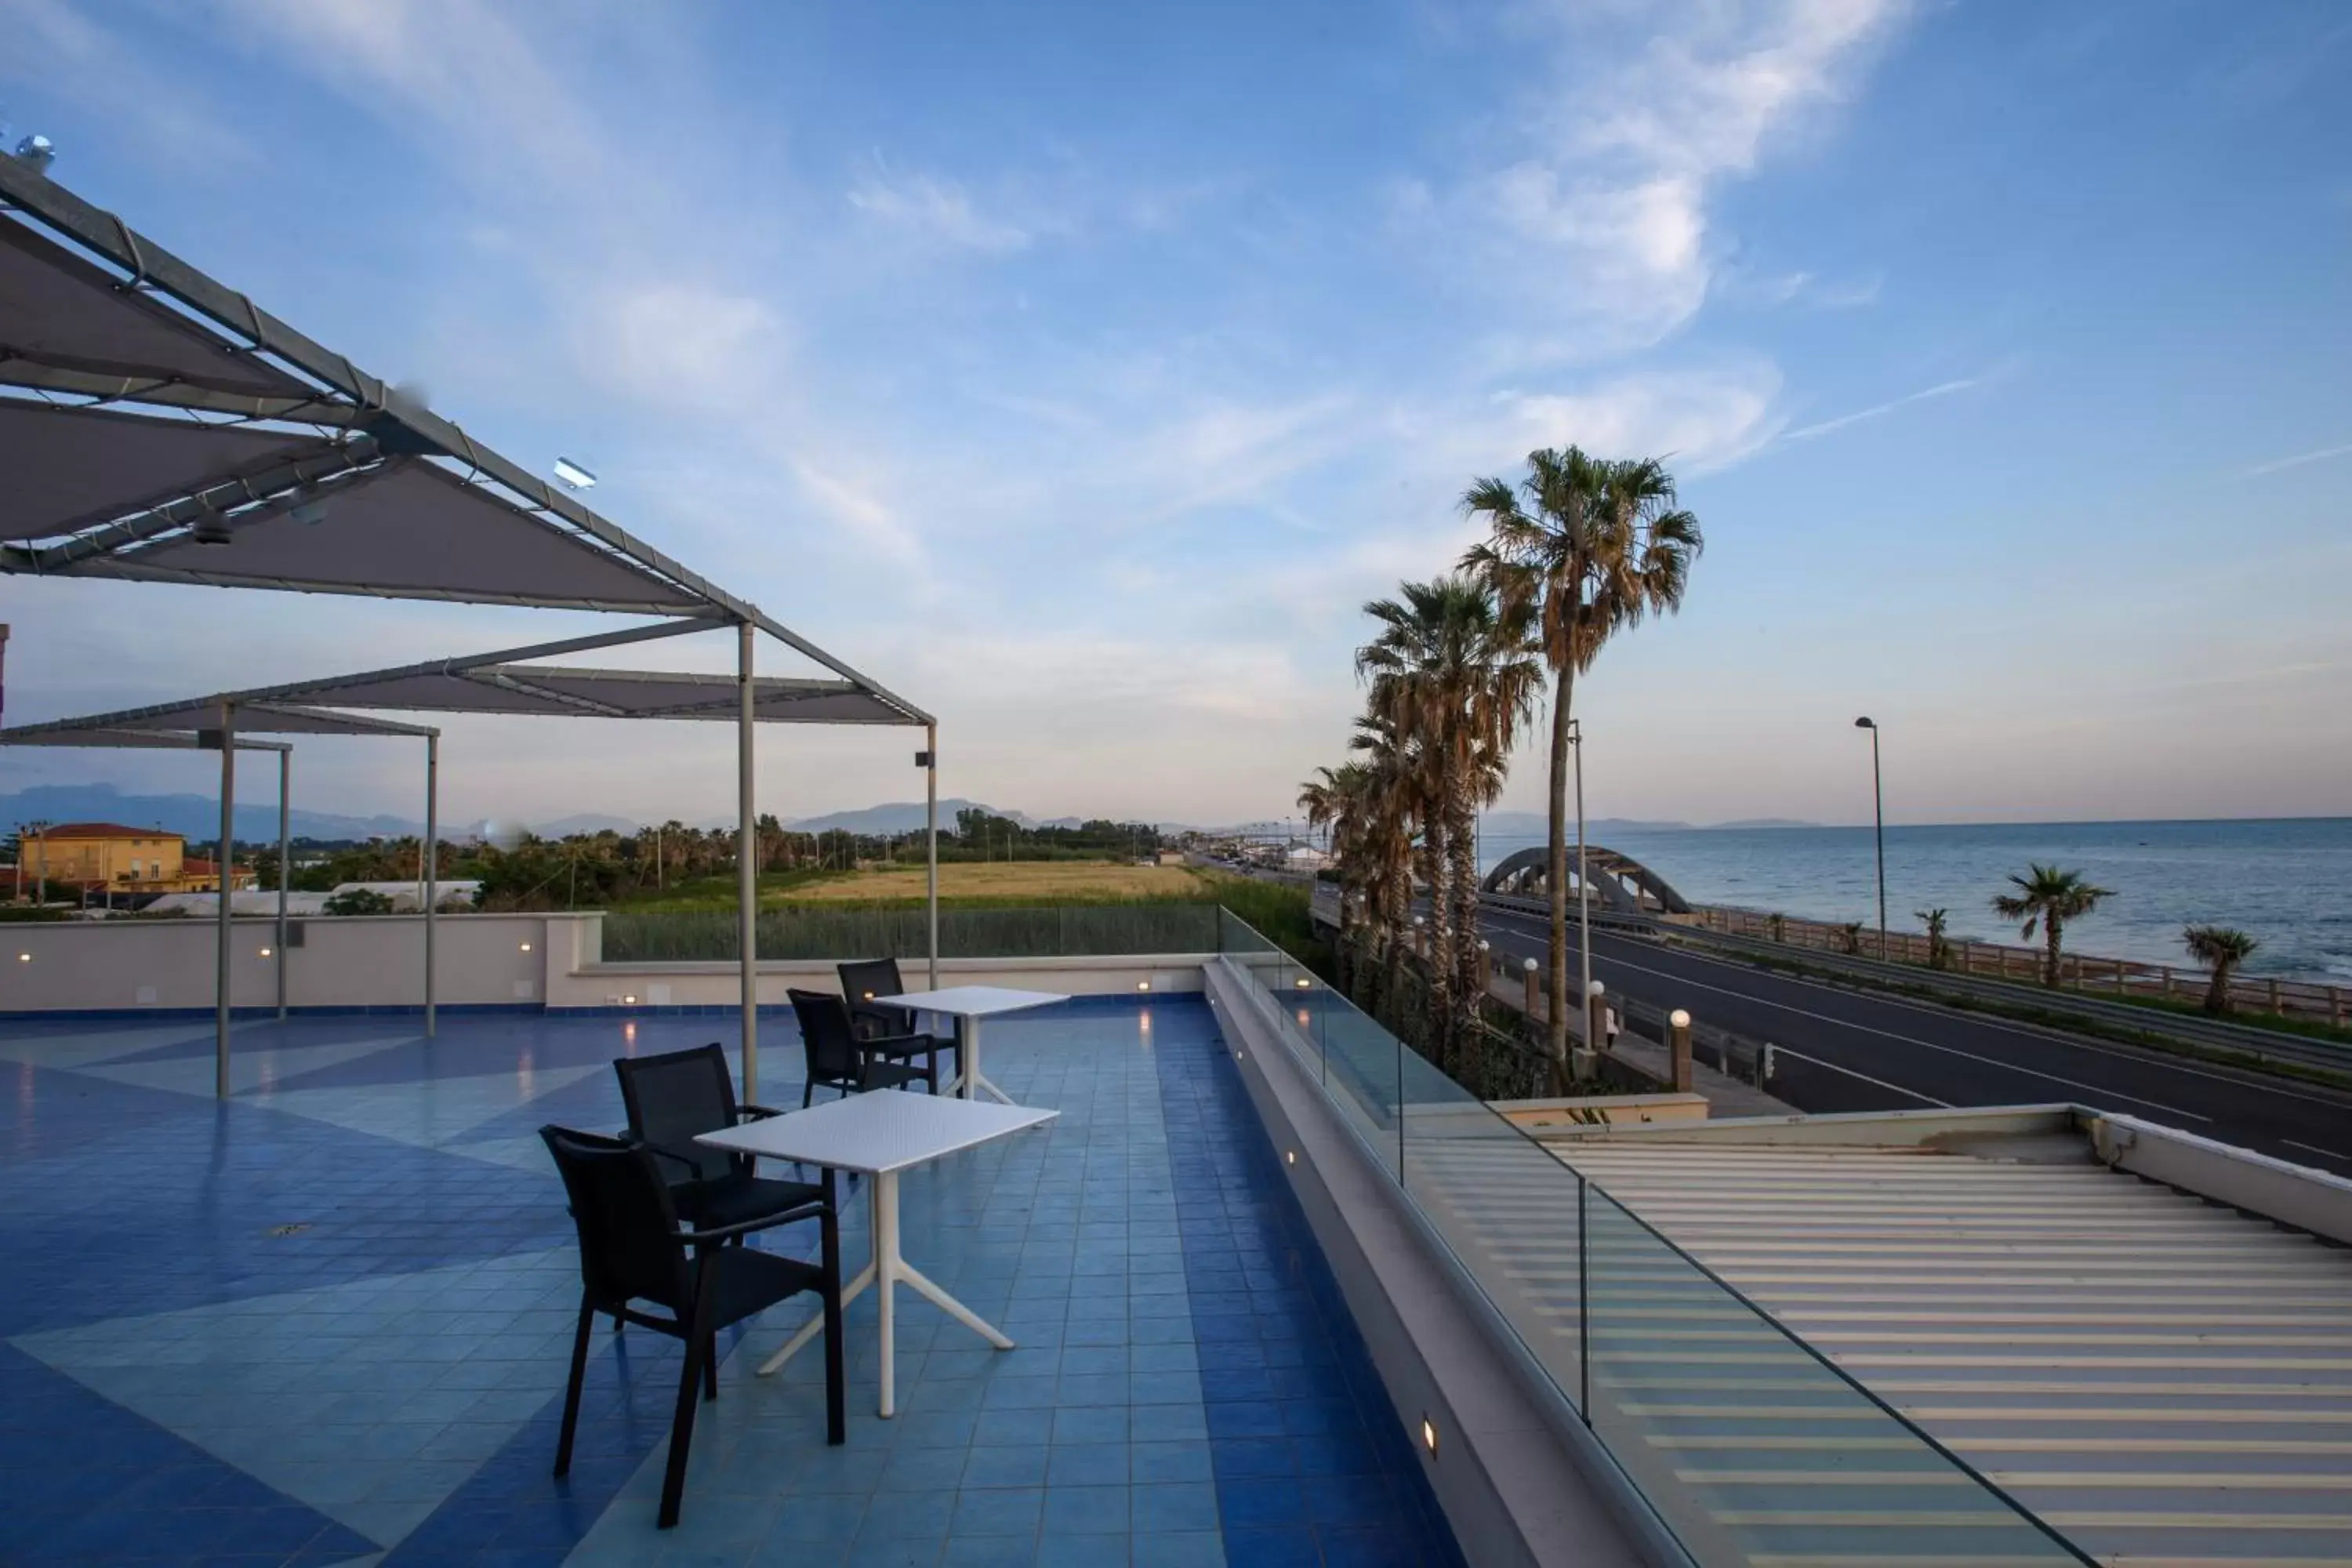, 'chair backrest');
837,956,907,1007
539,1125,689,1312
614,1044,741,1185
789,989,862,1083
